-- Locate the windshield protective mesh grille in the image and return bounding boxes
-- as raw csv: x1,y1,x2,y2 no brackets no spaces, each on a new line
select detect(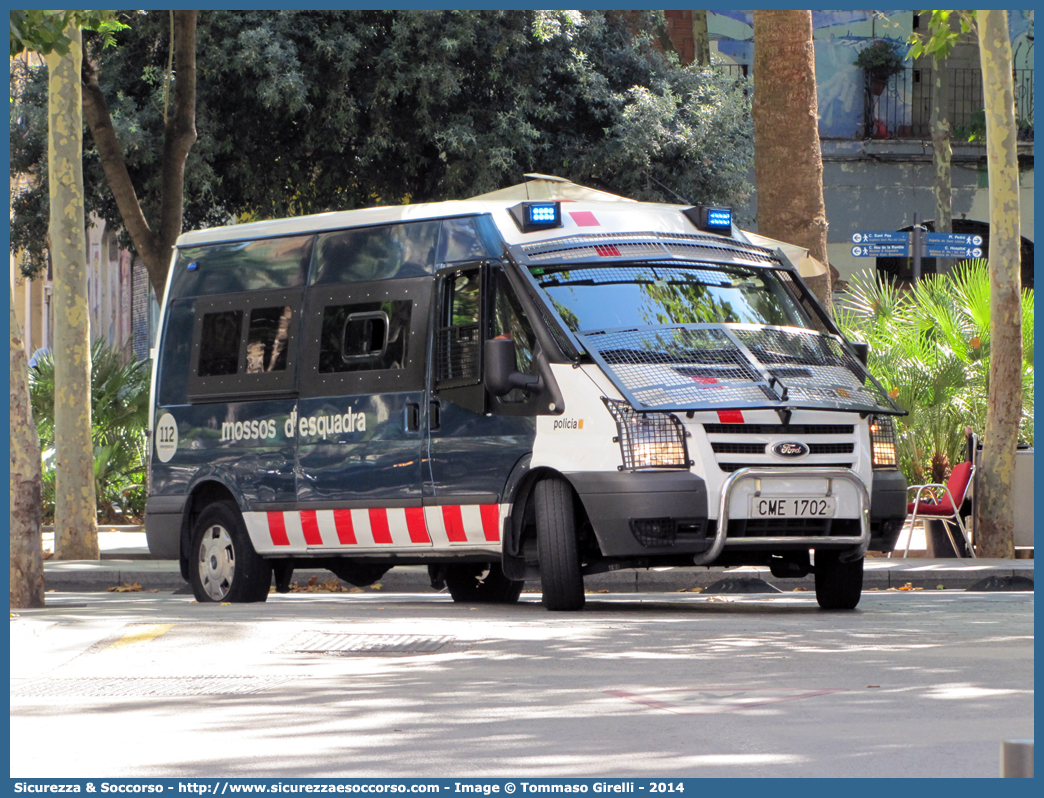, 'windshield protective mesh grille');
519,232,776,267
580,324,896,414
537,265,736,287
